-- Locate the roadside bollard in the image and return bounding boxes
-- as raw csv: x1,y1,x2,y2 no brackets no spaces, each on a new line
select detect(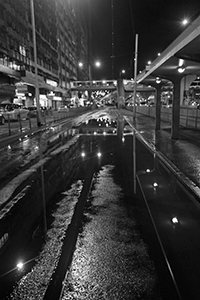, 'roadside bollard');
28,114,32,129
8,114,11,136
43,112,46,125
18,114,22,132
